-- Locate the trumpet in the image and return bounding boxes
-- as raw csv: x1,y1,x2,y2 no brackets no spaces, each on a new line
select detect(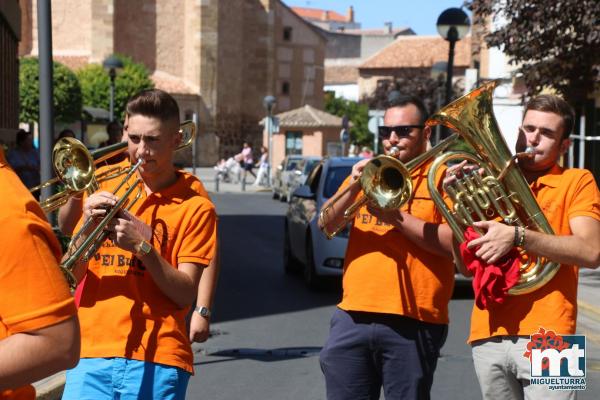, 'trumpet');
58,120,196,288
318,134,458,239
32,120,196,213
